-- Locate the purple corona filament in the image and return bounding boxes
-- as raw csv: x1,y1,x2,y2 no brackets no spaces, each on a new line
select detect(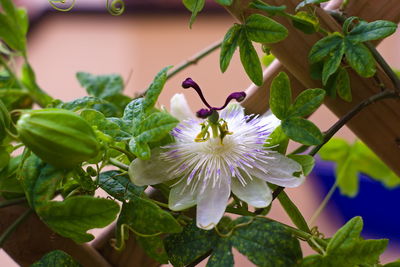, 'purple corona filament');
182,78,246,119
